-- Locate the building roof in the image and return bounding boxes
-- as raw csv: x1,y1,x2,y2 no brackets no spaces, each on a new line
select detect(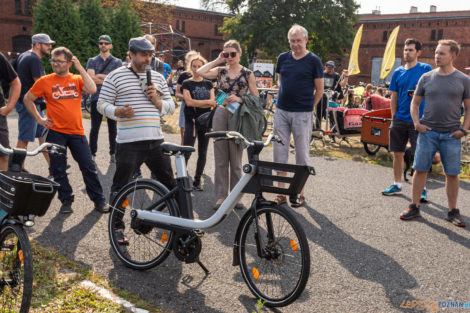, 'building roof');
359,10,470,23
173,5,233,18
